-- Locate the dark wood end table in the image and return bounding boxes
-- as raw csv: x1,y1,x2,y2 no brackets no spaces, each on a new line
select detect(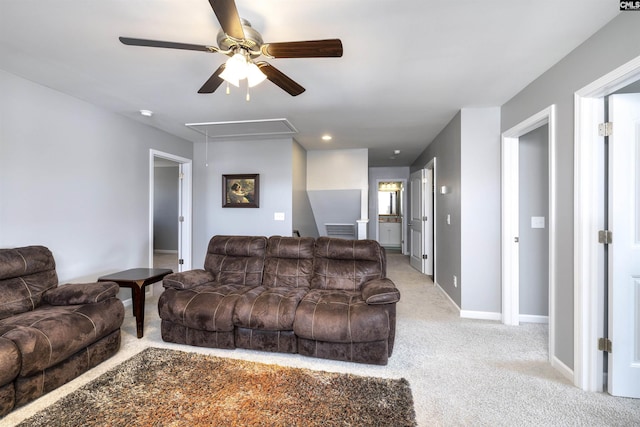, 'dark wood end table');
98,268,173,338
